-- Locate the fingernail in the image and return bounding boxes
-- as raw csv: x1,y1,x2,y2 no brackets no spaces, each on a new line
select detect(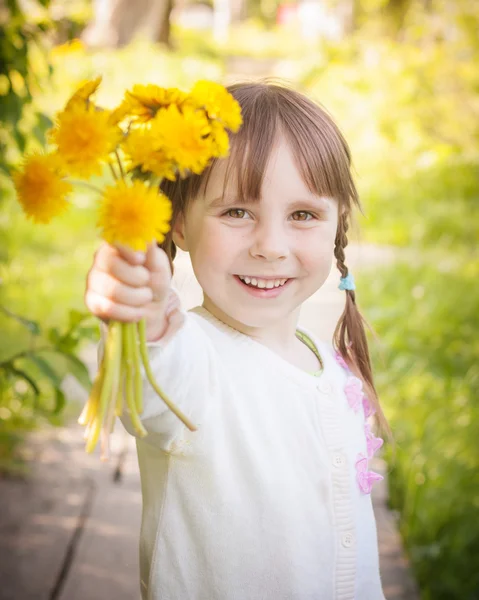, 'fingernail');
136,251,145,262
